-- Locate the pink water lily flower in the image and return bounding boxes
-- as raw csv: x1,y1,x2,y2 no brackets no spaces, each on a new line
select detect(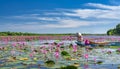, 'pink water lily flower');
54,51,59,59
29,53,33,58
73,45,77,52
54,48,60,59
84,54,89,62
84,54,88,59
